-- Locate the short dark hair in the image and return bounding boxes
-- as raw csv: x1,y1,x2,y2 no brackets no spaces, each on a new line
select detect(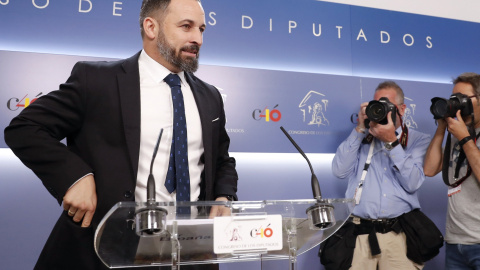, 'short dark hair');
453,72,480,96
139,0,201,38
139,0,171,38
375,80,404,104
